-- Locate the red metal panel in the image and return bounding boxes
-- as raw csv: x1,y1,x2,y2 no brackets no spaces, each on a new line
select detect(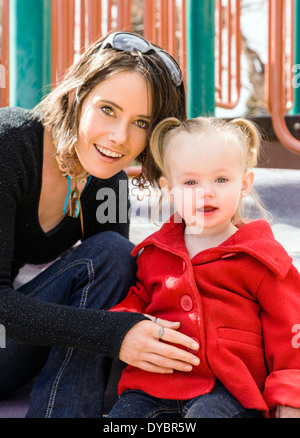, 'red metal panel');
143,0,156,43
215,0,241,110
267,0,300,155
